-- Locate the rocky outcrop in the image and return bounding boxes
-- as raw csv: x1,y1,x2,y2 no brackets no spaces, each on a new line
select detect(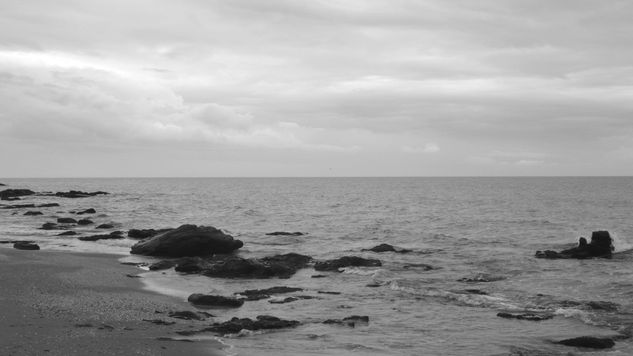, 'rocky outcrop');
13,241,40,250
197,253,312,279
536,231,614,259
149,260,178,271
128,228,174,239
0,189,35,200
130,225,243,257
187,294,244,308
363,243,411,253
179,315,300,335
497,312,554,321
557,336,615,349
78,231,124,241
314,256,382,271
